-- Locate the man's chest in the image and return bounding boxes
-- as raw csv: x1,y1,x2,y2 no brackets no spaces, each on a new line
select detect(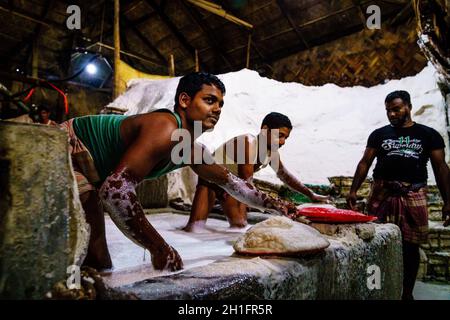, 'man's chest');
376,133,427,160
